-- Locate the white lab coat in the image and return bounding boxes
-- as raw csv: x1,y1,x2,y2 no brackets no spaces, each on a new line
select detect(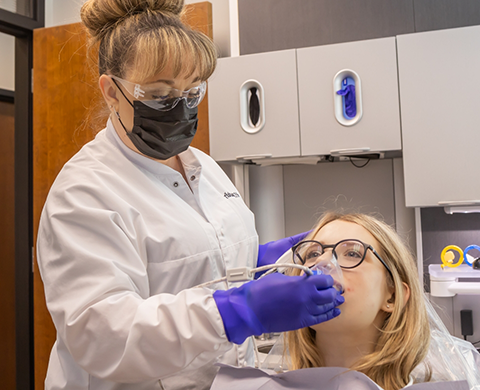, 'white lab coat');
37,118,258,390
